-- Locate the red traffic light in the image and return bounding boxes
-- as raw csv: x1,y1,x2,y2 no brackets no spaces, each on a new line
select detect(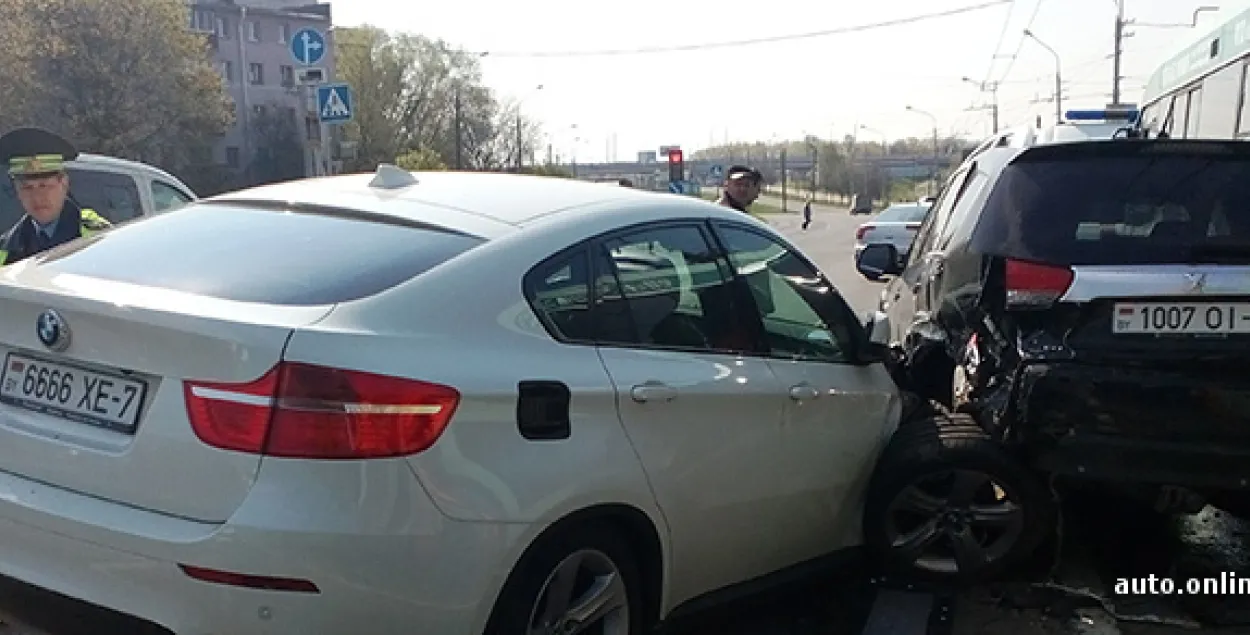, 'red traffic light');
667,149,683,163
